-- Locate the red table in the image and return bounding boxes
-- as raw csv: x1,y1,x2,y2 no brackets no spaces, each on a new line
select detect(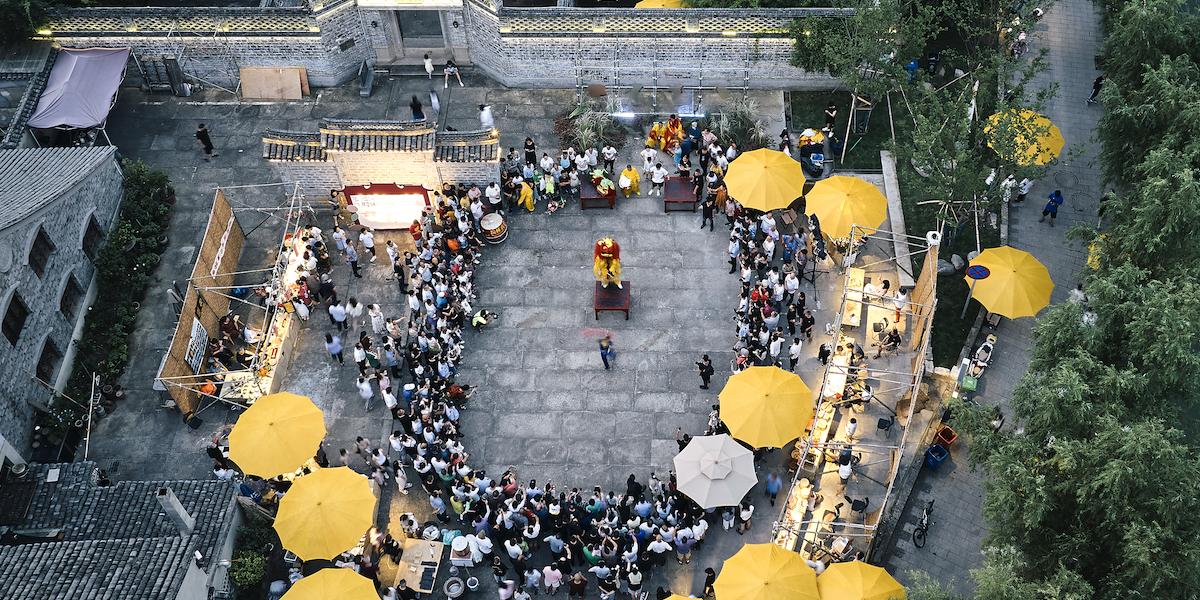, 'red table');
594,281,631,320
580,179,616,210
663,176,697,212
